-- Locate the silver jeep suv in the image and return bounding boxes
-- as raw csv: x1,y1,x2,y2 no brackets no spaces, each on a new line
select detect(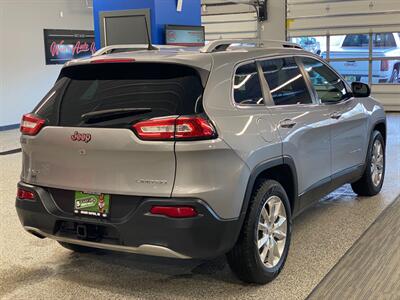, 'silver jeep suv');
16,40,386,284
